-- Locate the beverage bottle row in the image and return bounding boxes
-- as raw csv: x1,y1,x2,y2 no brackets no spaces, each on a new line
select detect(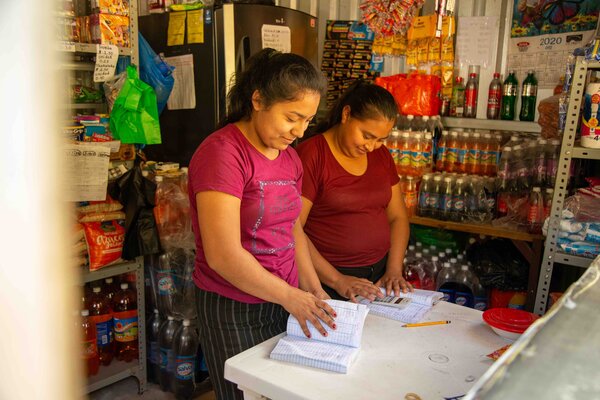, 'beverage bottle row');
403,245,488,310
495,137,560,195
149,314,199,399
500,70,538,121
417,173,496,223
386,114,444,177
435,130,501,176
151,249,197,320
82,281,139,373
